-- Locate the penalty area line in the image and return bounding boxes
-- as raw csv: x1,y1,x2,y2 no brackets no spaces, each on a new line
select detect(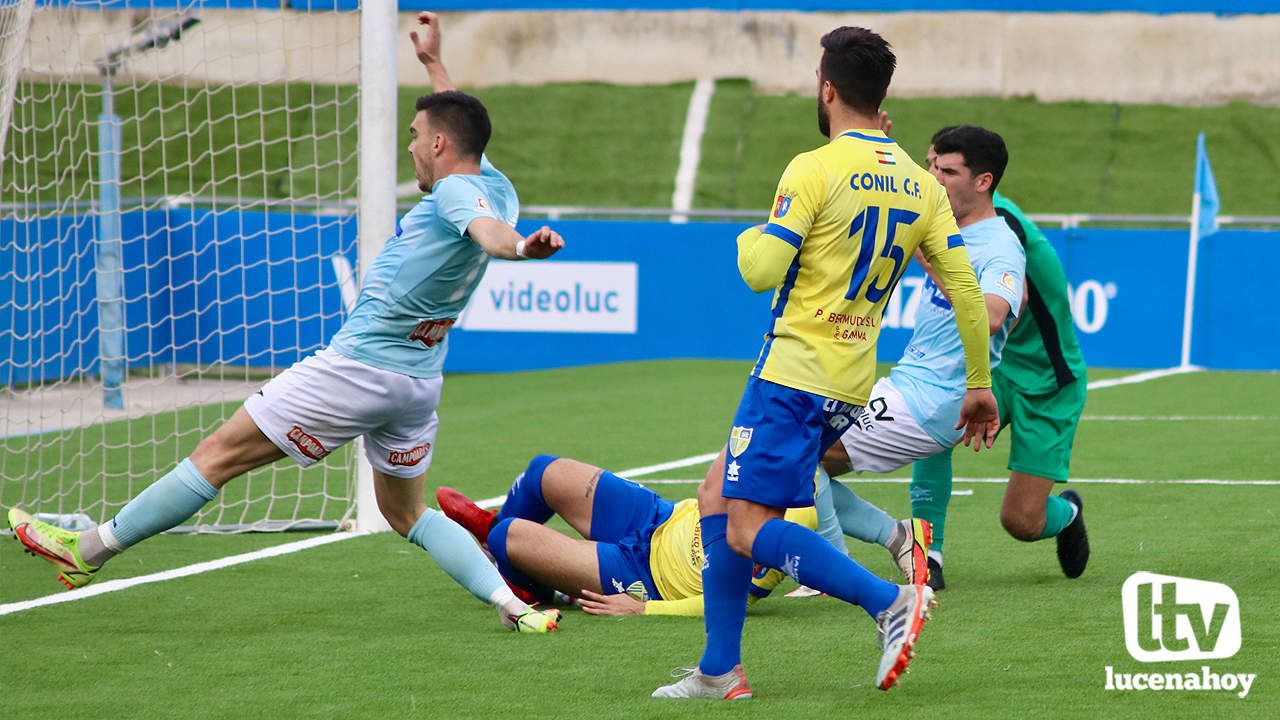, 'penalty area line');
0,531,359,617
